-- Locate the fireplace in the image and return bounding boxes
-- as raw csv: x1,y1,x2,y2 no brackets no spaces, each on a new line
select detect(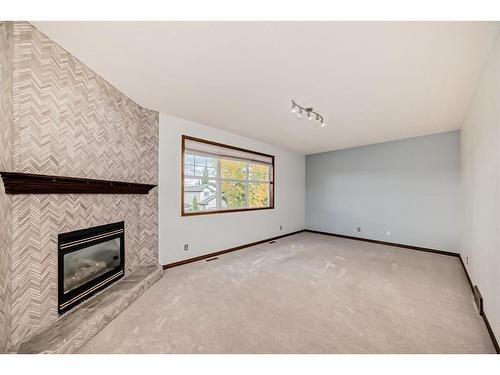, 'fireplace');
58,221,125,314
